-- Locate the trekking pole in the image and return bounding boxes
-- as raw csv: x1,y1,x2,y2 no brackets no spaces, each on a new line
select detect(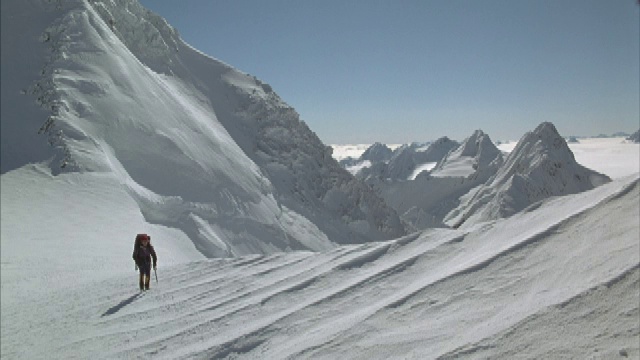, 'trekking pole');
154,267,158,283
